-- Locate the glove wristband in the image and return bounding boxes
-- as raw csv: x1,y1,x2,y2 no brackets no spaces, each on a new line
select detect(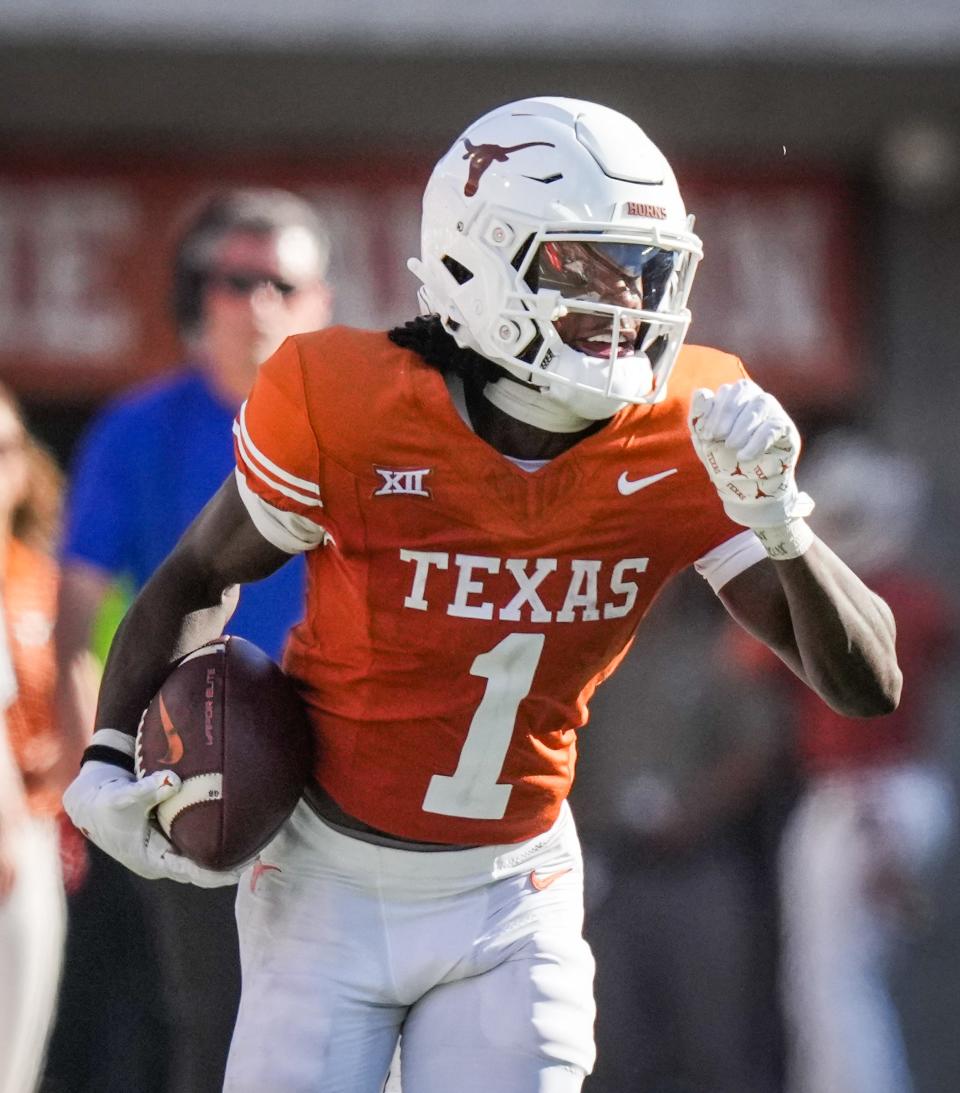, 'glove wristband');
754,518,815,561
81,728,136,773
